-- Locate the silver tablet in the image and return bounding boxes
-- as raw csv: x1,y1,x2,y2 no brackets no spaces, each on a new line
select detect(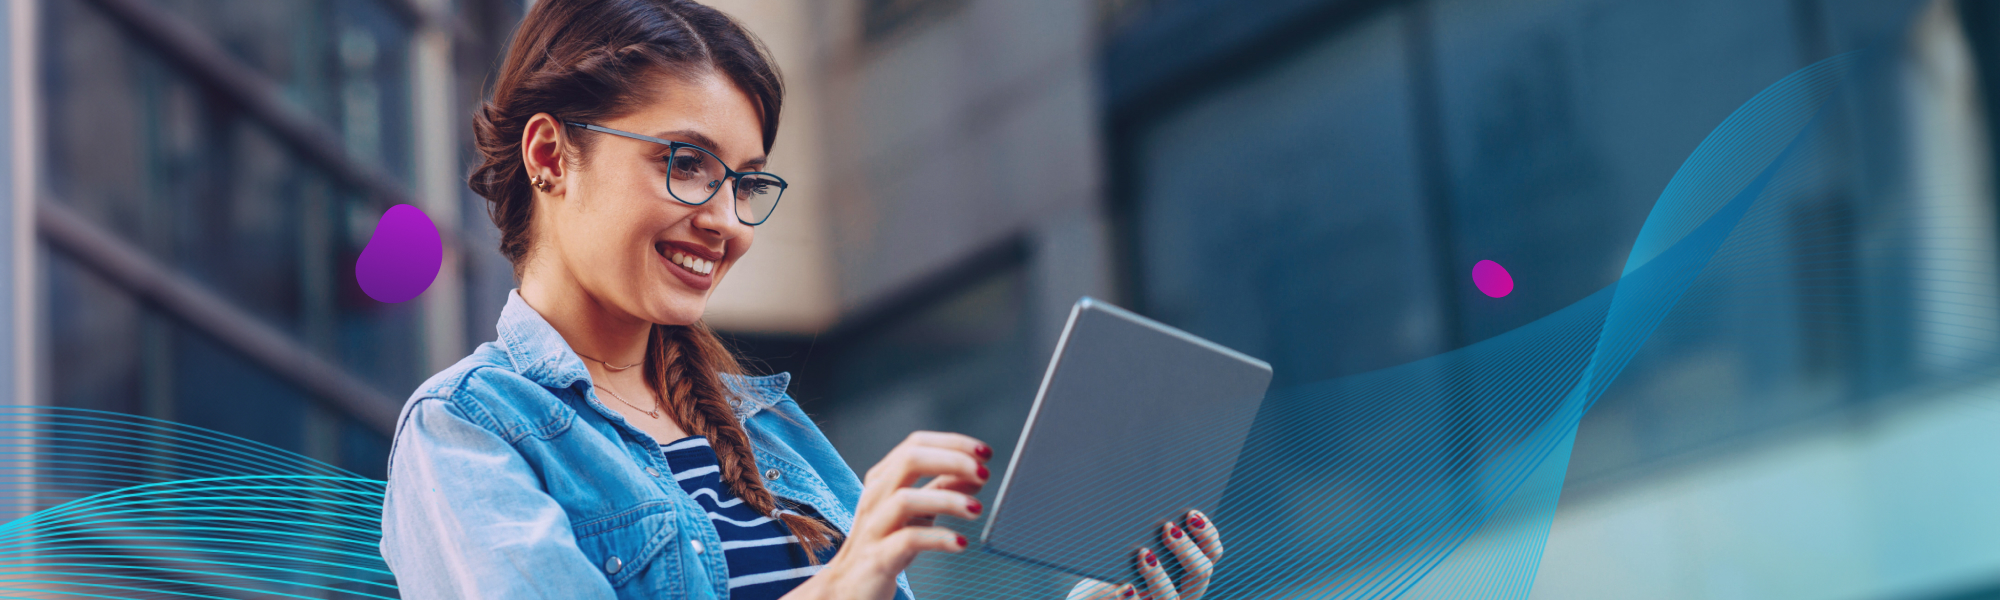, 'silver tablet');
980,297,1272,584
